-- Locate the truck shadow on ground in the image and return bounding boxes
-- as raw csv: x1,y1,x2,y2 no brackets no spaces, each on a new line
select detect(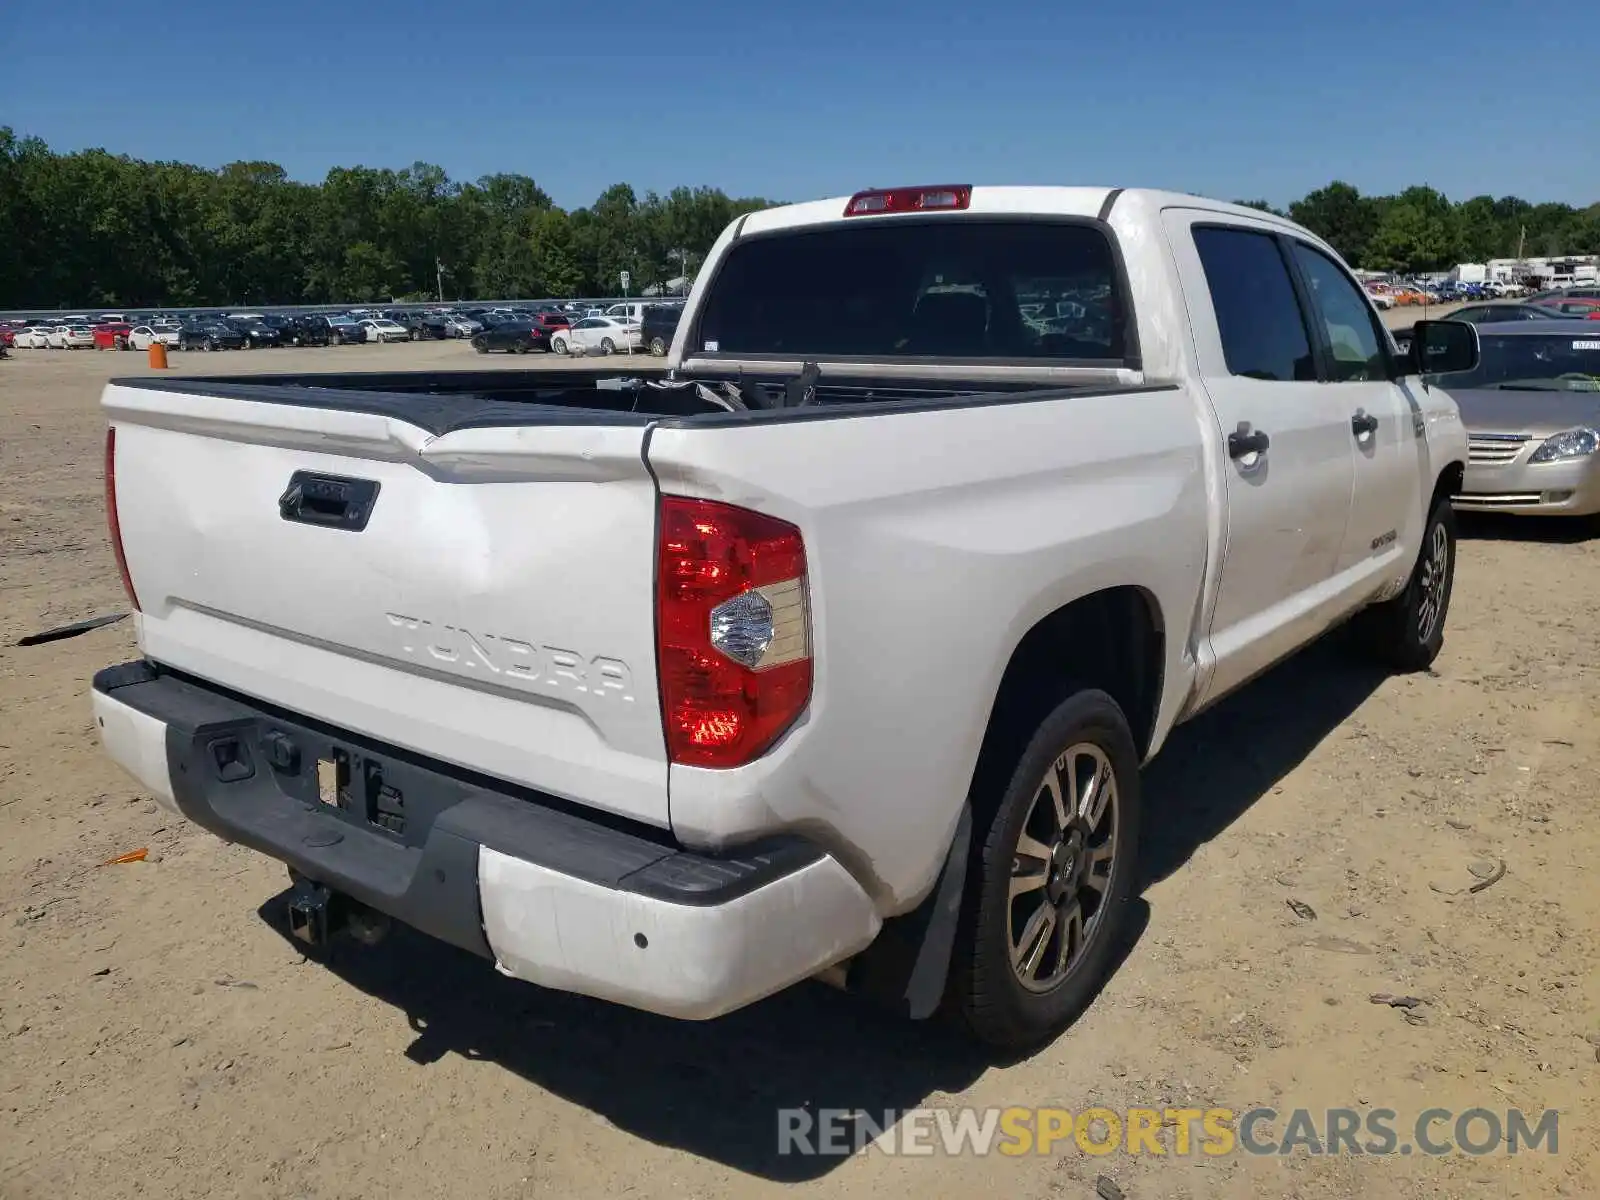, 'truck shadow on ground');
1455,511,1599,544
256,636,1384,1179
